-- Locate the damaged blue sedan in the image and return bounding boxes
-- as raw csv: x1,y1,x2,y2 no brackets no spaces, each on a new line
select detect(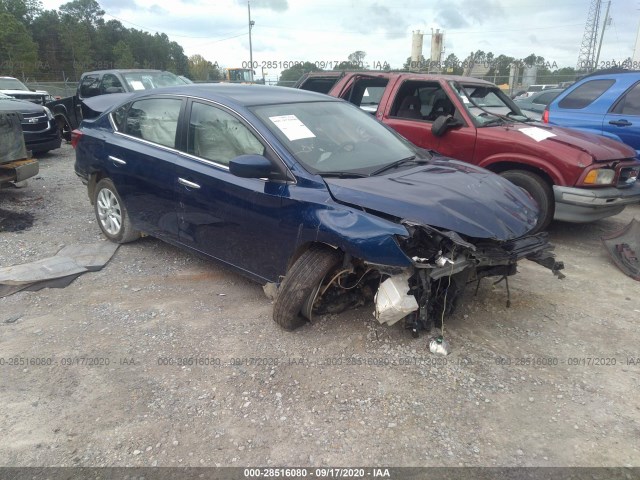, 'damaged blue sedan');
72,84,563,335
